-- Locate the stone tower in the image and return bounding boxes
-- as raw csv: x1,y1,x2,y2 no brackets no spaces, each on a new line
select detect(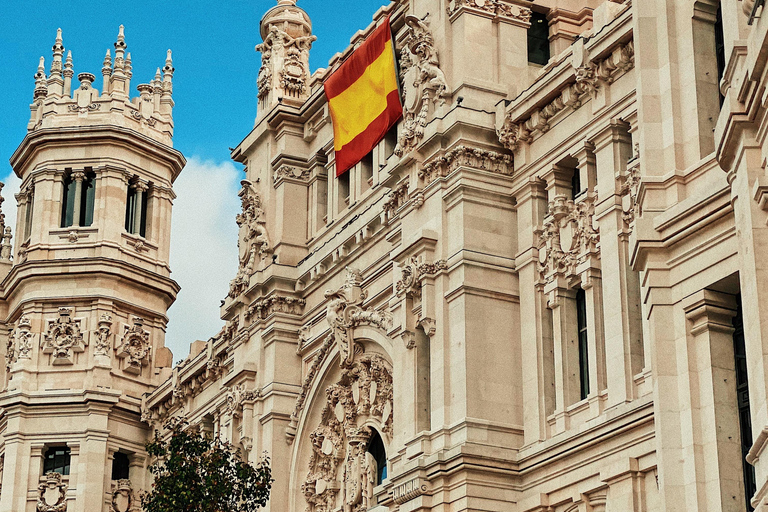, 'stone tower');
255,0,316,114
0,27,184,511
